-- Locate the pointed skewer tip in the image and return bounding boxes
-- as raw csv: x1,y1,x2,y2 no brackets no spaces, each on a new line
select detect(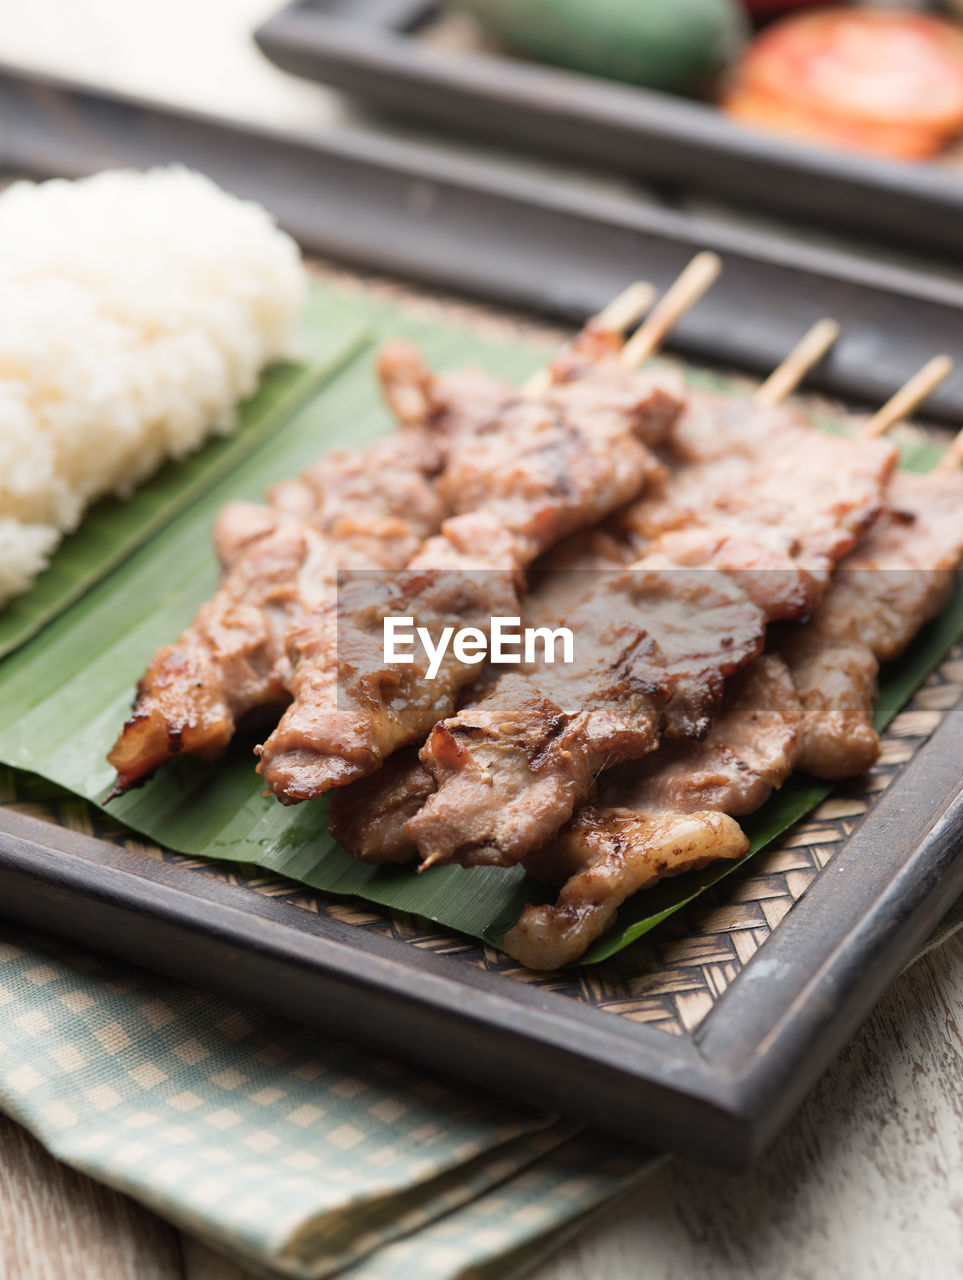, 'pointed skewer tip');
861,354,954,440
753,317,841,407
935,425,963,473
619,251,723,370
595,280,657,334
521,279,655,397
